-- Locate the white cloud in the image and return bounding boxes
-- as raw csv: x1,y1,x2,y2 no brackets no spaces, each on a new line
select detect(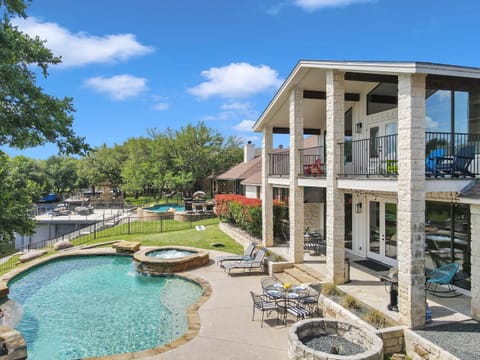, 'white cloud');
425,116,439,131
153,102,169,111
294,0,373,11
234,120,256,132
188,63,283,99
14,17,154,67
84,75,148,100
